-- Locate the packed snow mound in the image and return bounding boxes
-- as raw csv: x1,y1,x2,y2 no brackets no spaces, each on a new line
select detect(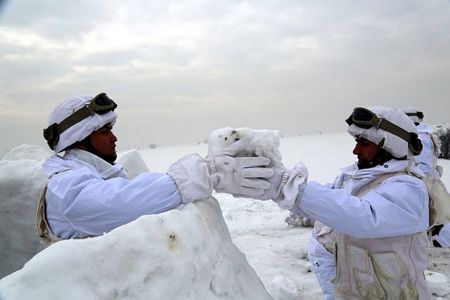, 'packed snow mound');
0,148,48,278
0,147,154,278
425,270,450,297
1,144,52,161
117,149,150,179
208,127,282,161
0,197,272,300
